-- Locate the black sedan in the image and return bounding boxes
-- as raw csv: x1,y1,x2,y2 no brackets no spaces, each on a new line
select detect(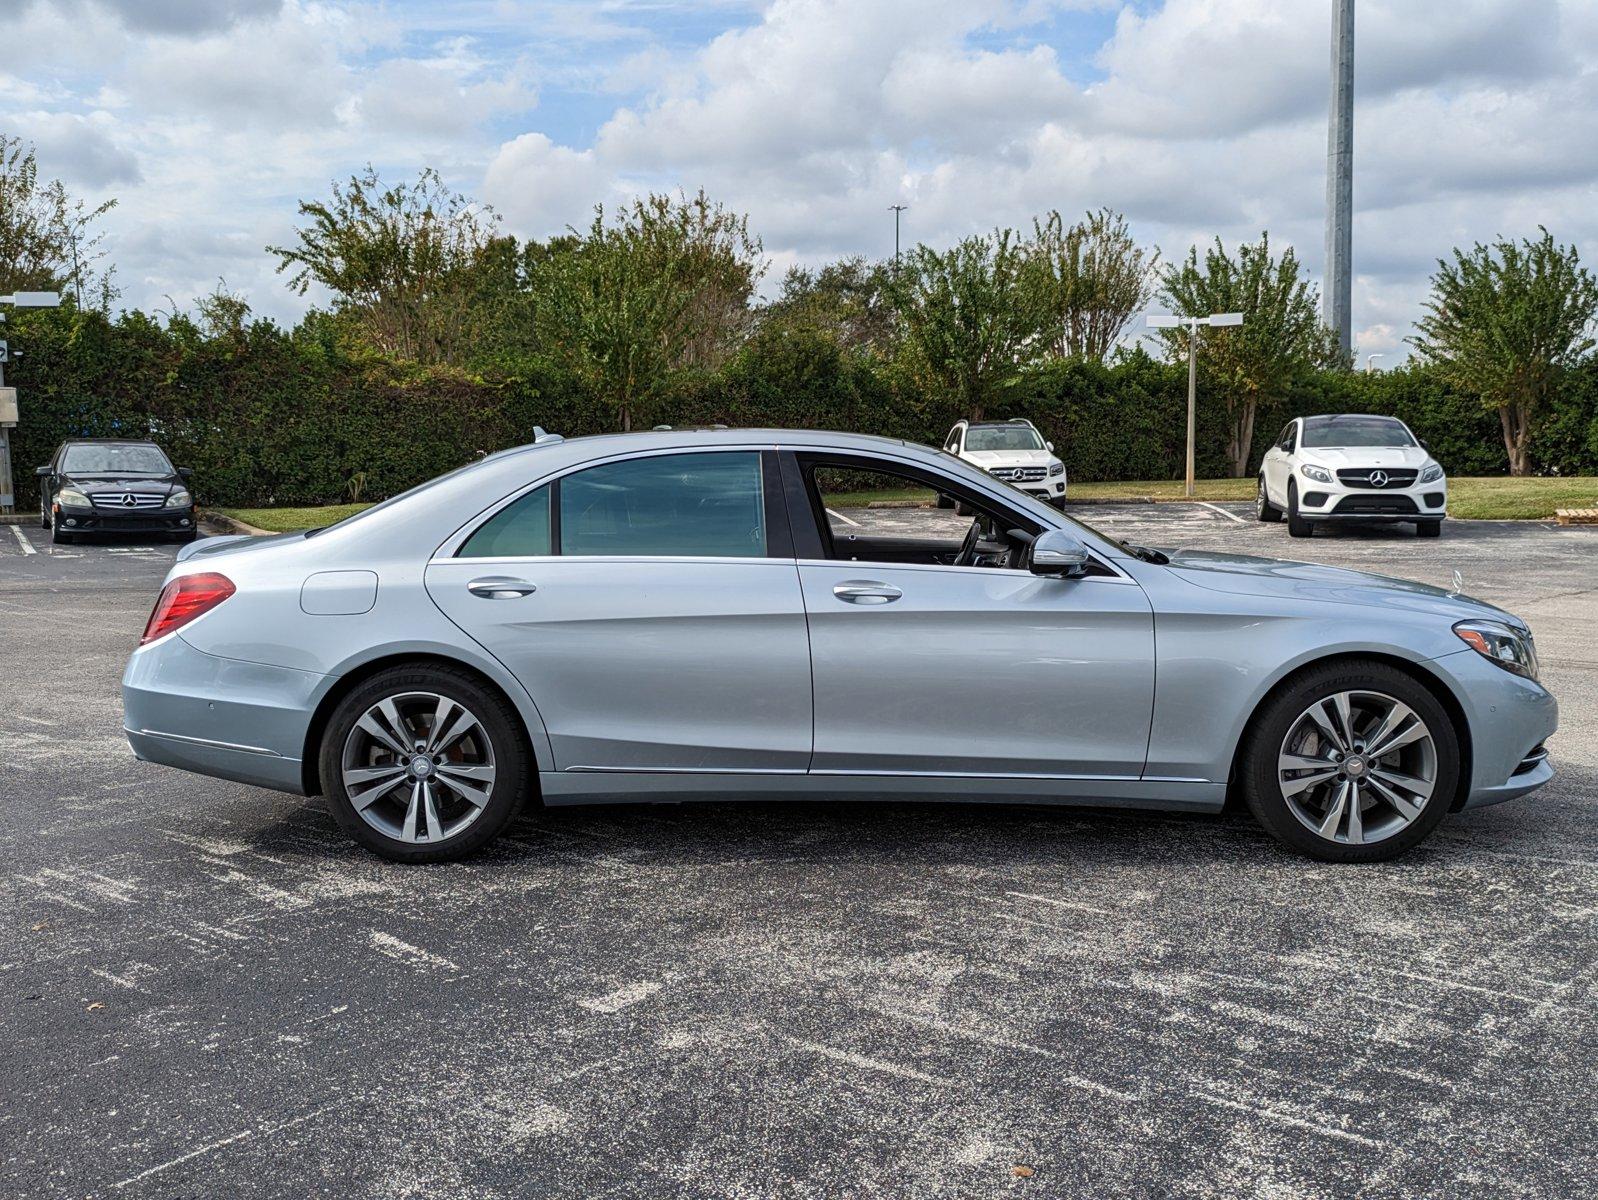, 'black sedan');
36,439,198,544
